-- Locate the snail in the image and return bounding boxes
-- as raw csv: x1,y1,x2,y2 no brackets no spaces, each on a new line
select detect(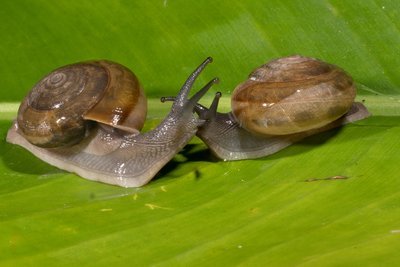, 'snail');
191,55,370,160
7,57,218,187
